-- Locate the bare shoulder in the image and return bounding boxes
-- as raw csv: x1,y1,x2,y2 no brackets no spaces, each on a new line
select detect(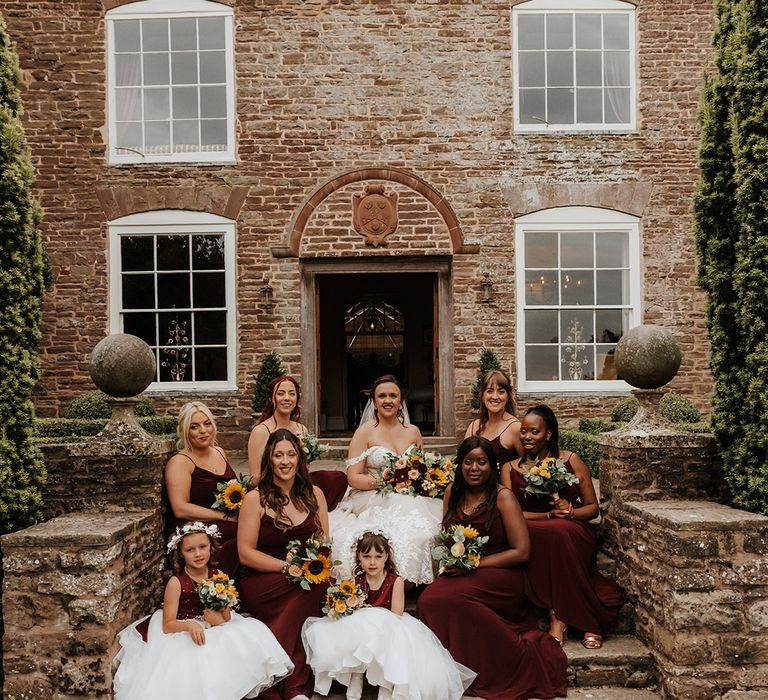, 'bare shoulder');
406,423,422,442
496,485,515,505
166,452,192,472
